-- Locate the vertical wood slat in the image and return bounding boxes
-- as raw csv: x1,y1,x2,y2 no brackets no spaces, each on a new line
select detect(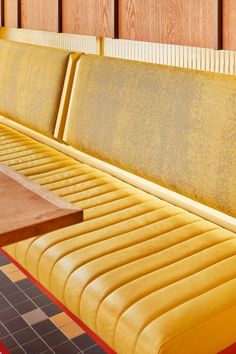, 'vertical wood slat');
62,0,117,38
214,0,222,49
4,0,20,28
21,0,61,32
223,0,236,50
0,0,4,26
119,0,216,49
